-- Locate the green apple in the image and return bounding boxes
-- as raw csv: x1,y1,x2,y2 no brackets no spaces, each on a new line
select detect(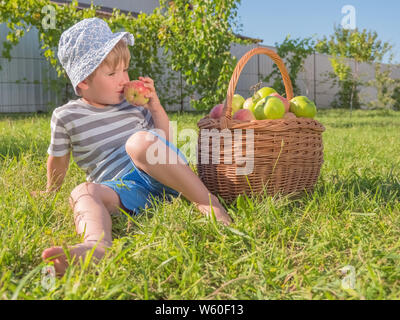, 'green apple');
263,96,285,119
289,96,317,118
231,94,245,115
243,97,255,114
254,98,267,120
269,93,290,112
289,101,298,115
254,96,285,120
252,87,277,104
